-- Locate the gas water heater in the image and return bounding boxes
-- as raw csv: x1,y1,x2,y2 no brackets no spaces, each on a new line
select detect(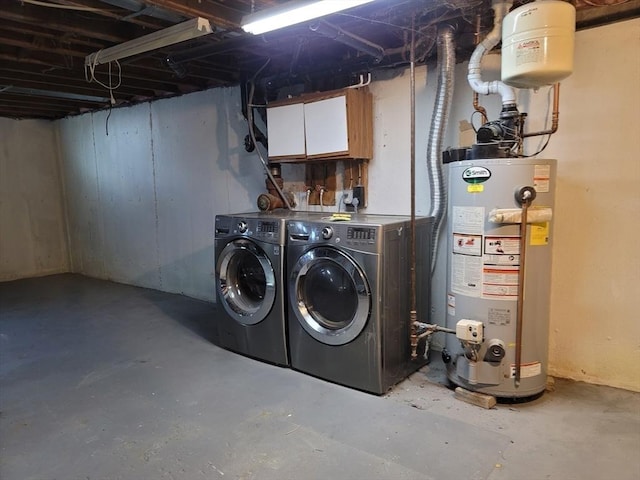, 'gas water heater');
443,157,556,398
441,0,572,398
